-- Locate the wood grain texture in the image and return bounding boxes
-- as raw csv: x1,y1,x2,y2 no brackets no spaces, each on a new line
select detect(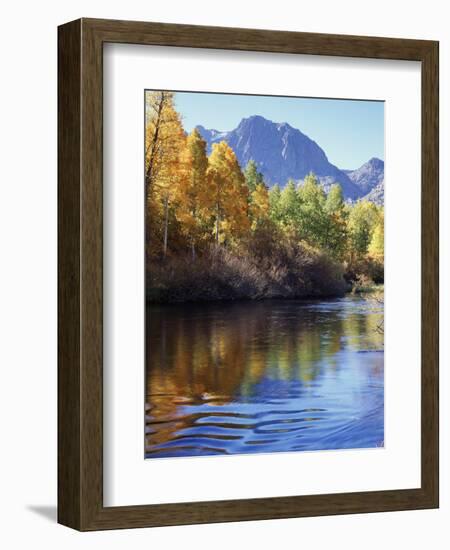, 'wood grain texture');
420,41,439,505
57,18,439,531
57,19,82,530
